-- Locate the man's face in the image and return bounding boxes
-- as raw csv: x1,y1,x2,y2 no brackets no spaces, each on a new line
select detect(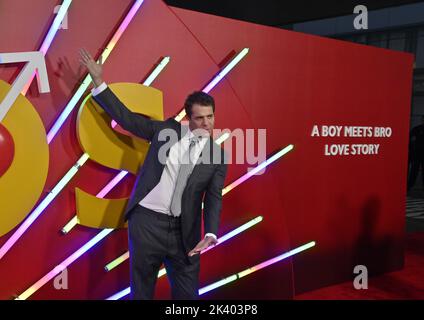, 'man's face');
188,104,215,136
